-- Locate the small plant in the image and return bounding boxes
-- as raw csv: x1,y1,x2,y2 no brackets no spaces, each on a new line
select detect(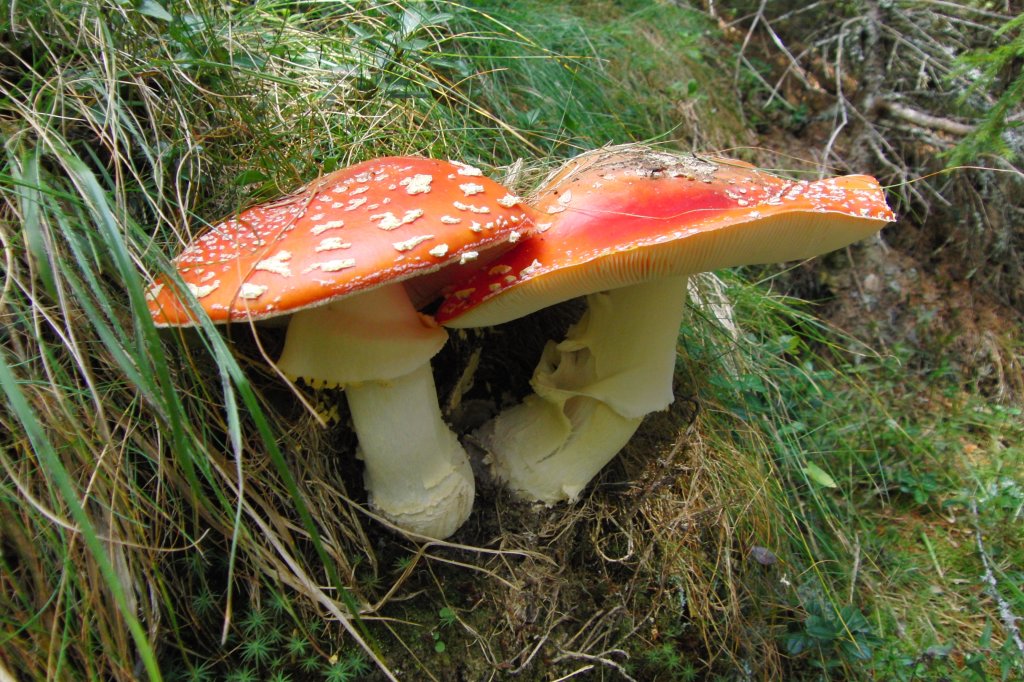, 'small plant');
323,661,352,682
238,607,273,638
266,671,292,682
285,630,312,659
637,642,697,679
223,668,258,682
299,653,323,674
238,631,277,668
177,660,216,682
785,602,878,670
966,621,1024,681
267,589,293,616
323,650,371,681
438,606,457,628
190,587,219,618
892,467,944,506
427,606,458,654
431,630,446,654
